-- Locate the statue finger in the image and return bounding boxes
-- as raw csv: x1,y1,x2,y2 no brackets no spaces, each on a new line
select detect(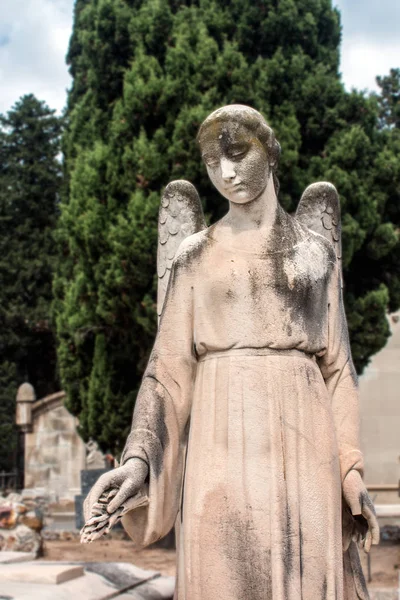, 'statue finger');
89,523,109,542
85,512,110,527
107,479,137,514
106,509,123,531
362,509,380,547
85,473,120,515
364,530,372,553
